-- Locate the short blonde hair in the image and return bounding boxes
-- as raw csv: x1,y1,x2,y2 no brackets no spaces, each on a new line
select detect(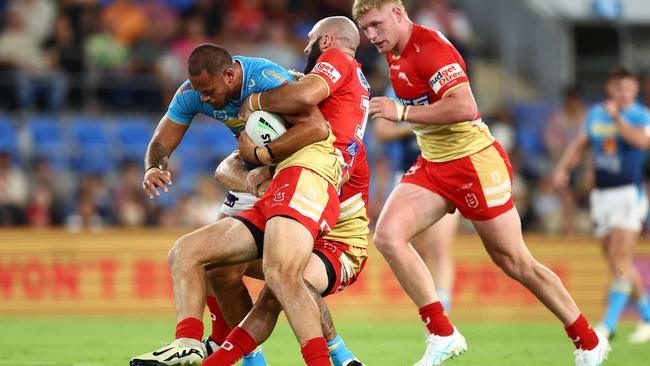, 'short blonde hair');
352,0,404,20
